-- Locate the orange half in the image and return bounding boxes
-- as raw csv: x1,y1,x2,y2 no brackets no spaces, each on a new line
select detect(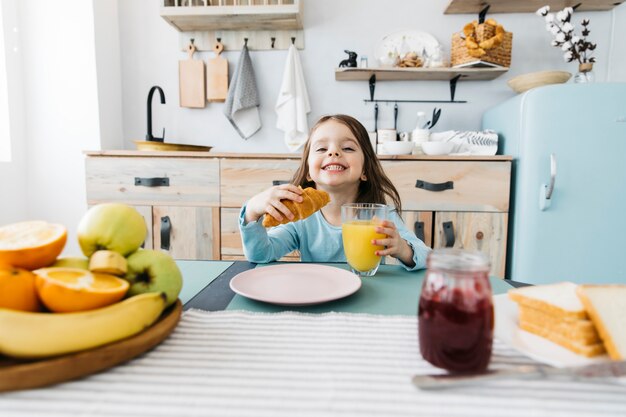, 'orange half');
34,267,129,312
0,221,67,270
